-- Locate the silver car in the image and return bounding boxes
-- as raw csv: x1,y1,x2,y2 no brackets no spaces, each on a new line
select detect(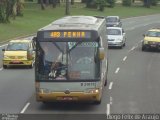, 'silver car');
107,27,126,48
106,16,122,27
